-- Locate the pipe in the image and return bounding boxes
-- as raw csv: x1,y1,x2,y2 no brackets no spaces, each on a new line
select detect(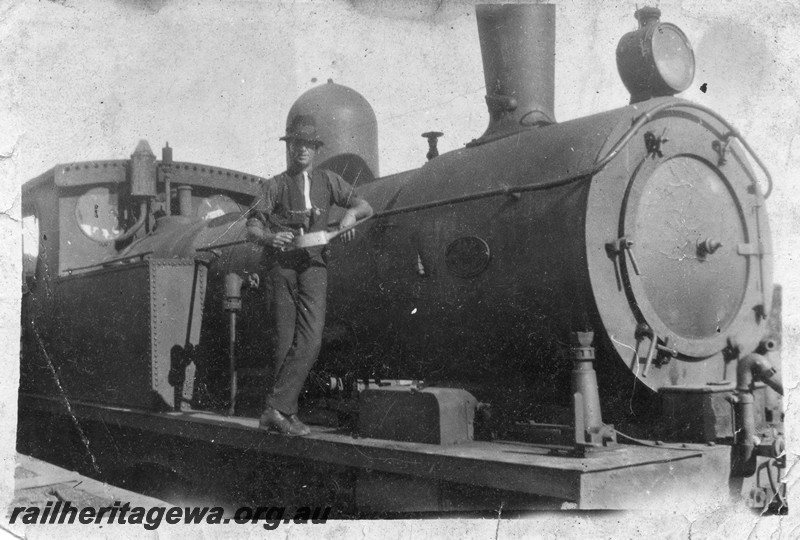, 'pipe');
729,392,757,477
737,353,783,396
228,310,238,416
162,143,172,217
111,201,148,243
473,4,555,145
224,273,243,416
164,175,172,216
178,185,193,217
730,352,783,477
